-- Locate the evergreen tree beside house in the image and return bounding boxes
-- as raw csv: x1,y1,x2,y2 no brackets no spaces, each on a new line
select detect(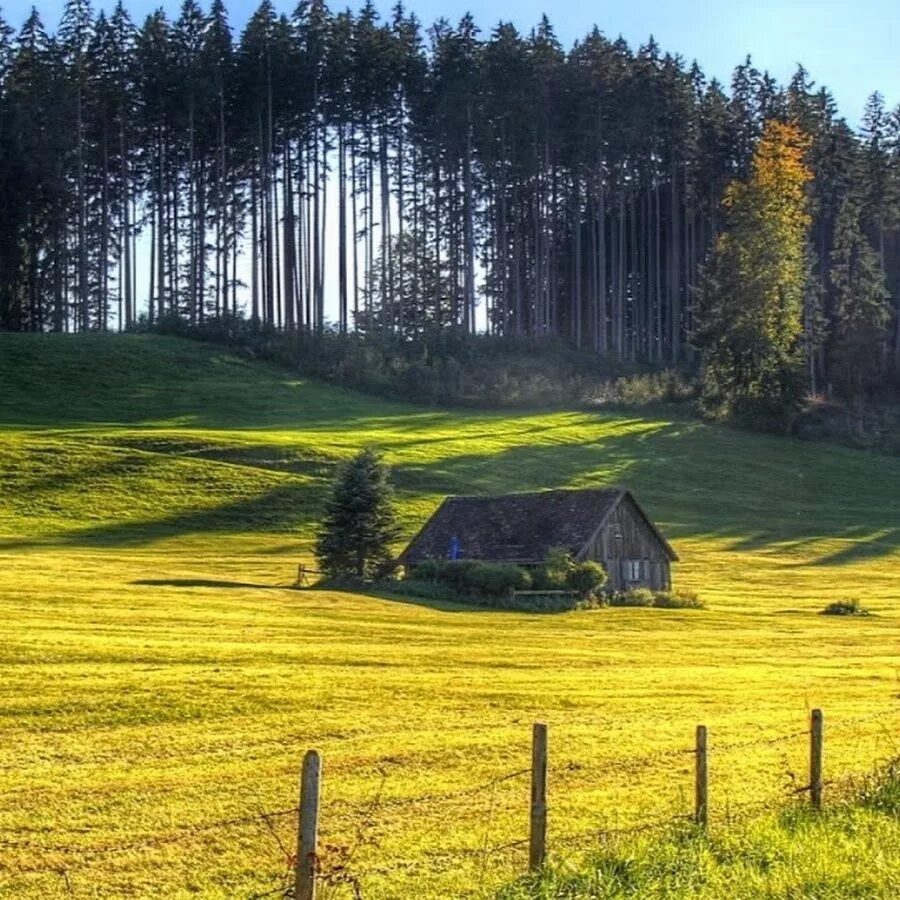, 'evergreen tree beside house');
315,448,400,580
